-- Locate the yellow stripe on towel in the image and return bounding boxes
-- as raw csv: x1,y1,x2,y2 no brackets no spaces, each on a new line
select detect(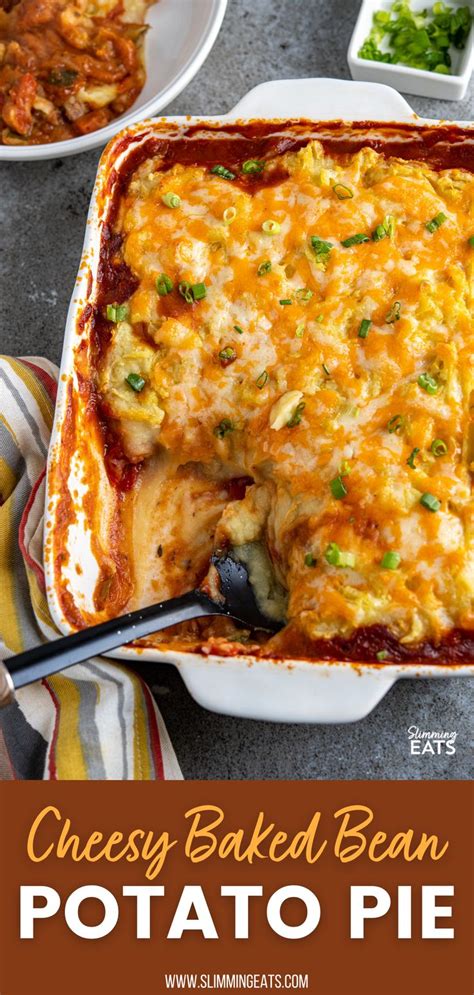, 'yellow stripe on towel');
48,674,88,780
0,497,23,653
